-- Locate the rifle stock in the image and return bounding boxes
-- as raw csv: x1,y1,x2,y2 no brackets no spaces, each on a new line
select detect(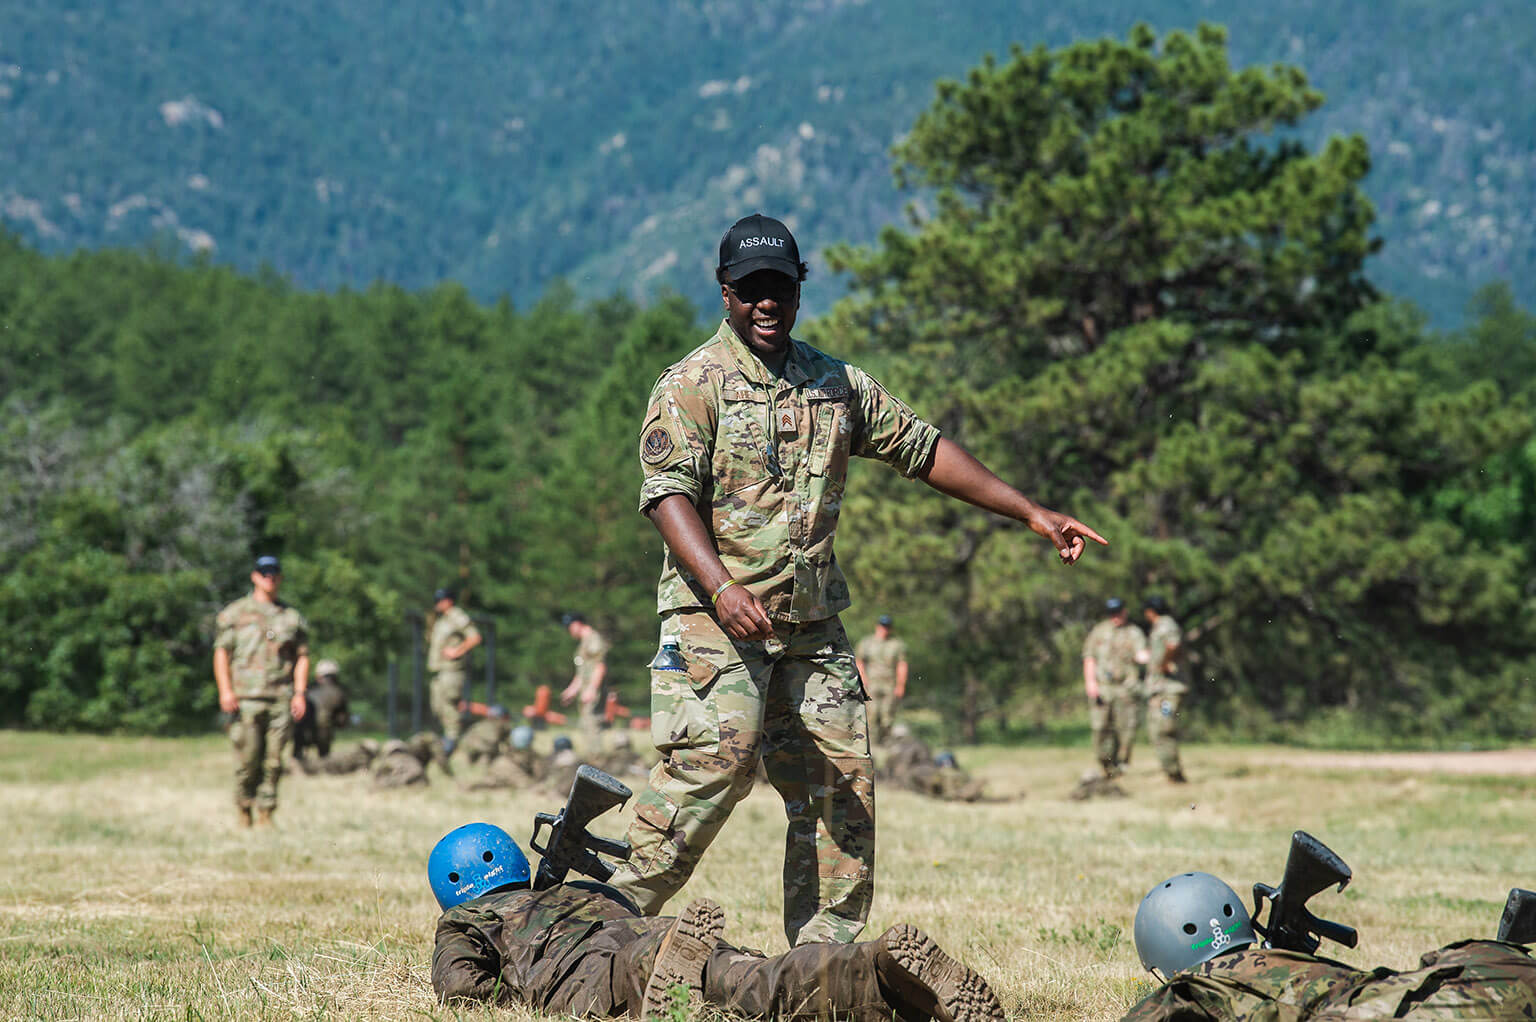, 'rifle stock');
1498,888,1536,944
529,764,633,890
1251,831,1359,954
